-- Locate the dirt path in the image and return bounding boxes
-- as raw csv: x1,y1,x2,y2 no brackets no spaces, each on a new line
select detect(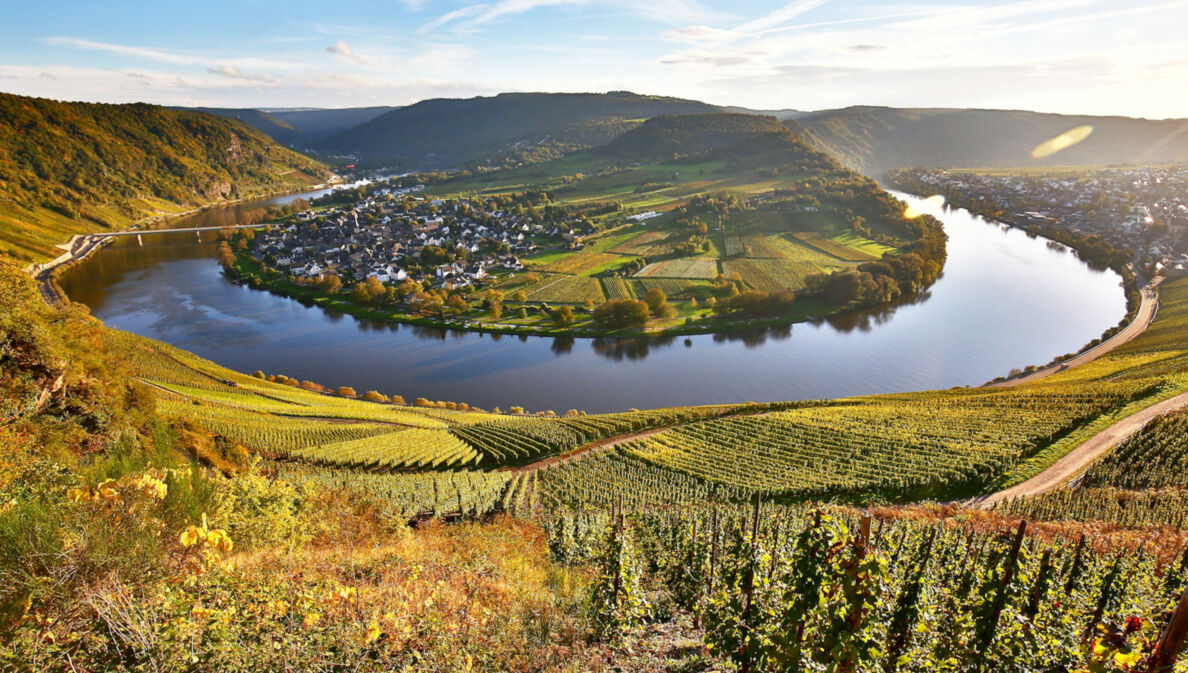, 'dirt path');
505,425,674,473
986,279,1161,389
967,390,1188,509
